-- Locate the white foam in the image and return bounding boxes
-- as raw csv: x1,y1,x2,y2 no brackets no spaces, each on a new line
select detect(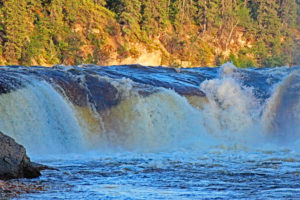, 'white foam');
0,80,86,155
200,70,261,139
